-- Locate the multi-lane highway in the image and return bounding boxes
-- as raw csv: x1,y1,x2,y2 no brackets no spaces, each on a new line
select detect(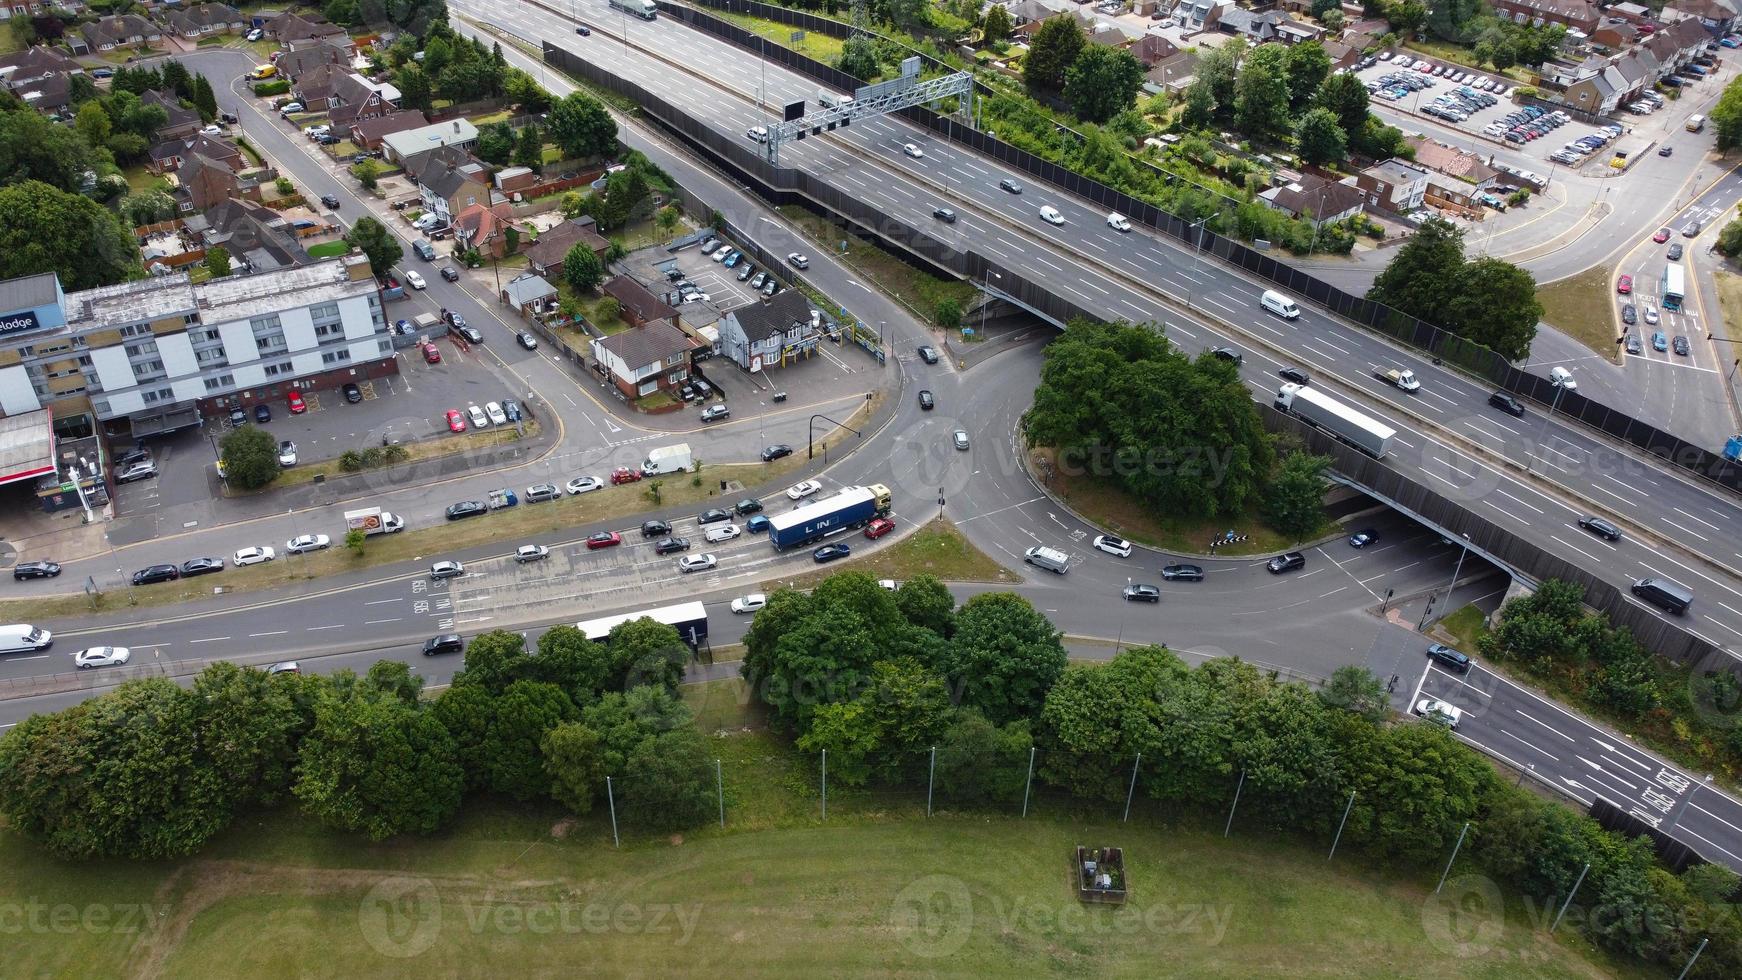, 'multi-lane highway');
453,0,1742,651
